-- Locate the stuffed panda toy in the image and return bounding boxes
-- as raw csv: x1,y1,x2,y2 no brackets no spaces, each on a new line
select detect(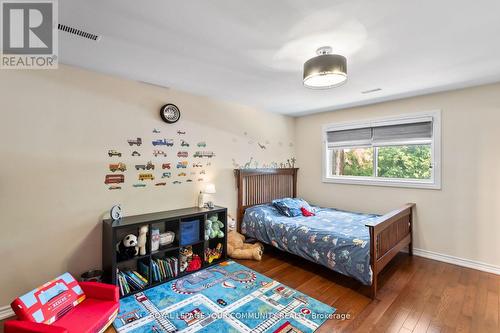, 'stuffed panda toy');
116,234,139,260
